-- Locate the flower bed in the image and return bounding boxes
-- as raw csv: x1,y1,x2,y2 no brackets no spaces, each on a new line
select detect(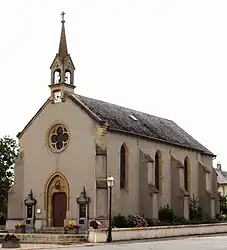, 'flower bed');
111,200,227,229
